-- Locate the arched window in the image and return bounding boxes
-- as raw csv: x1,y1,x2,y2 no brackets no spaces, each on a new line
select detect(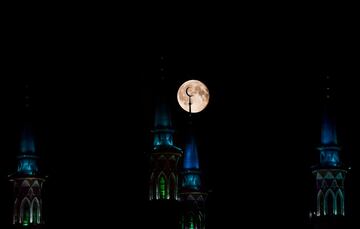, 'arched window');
188,214,195,229
325,189,335,215
159,174,167,199
13,199,18,224
149,173,154,200
317,191,324,216
169,173,176,200
32,198,40,224
336,190,344,216
20,198,31,226
21,180,30,188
